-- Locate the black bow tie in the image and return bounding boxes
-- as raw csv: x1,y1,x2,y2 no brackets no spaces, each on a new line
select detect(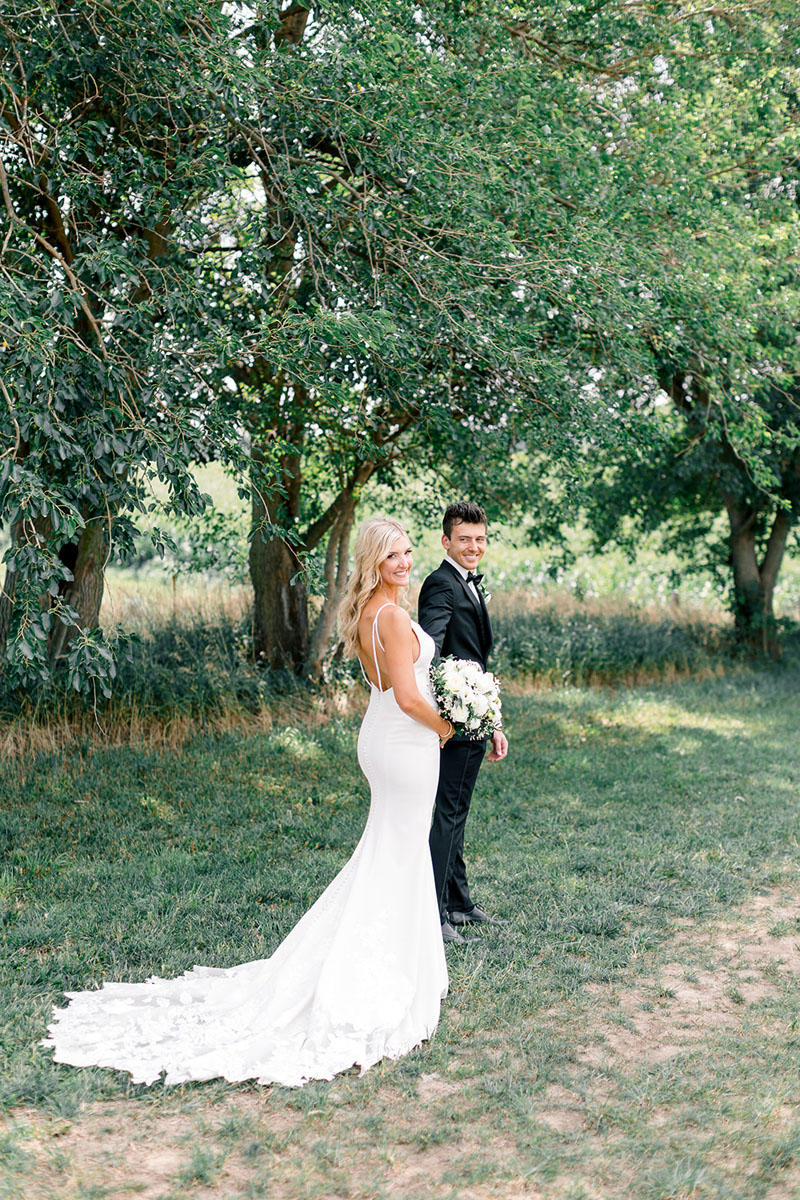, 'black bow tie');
466,572,483,584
